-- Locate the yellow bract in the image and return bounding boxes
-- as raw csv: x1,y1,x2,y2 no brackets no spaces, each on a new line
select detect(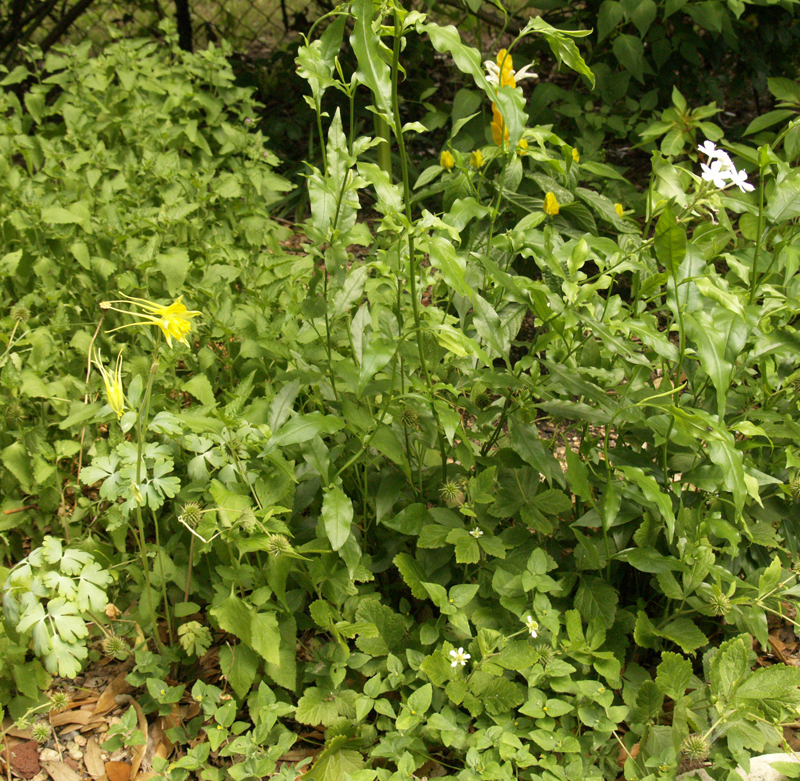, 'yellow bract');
491,103,508,146
101,295,202,348
615,203,624,218
470,149,485,169
94,350,126,419
440,150,455,169
544,192,560,216
572,147,580,162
